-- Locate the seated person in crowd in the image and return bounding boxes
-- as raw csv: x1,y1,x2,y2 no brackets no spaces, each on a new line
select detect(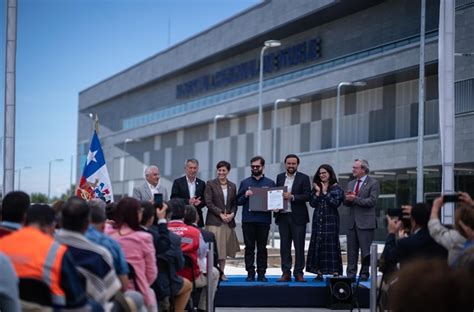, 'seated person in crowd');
388,259,474,311
167,199,218,311
0,191,30,238
152,201,192,312
139,201,171,255
86,199,145,311
428,193,473,264
0,204,89,310
105,197,158,312
0,251,21,312
55,197,122,310
382,203,447,276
